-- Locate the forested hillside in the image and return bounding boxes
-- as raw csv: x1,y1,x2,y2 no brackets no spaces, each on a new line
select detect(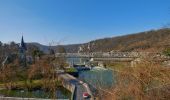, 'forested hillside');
28,28,170,53
71,28,170,52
